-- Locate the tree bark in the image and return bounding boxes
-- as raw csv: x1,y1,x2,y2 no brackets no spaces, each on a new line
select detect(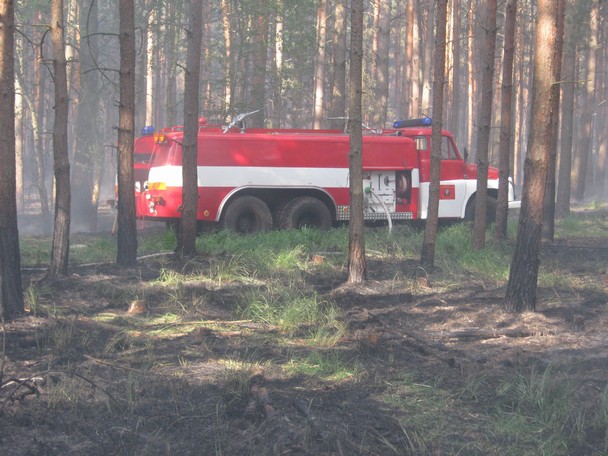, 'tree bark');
370,0,390,128
49,0,71,278
421,1,435,115
505,0,558,312
329,0,347,131
495,0,517,242
176,0,203,258
117,0,138,267
0,0,24,320
572,0,598,202
556,0,577,218
472,0,497,251
313,0,327,129
249,3,268,128
542,0,565,241
347,0,366,283
72,0,103,233
33,9,52,234
421,0,448,269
